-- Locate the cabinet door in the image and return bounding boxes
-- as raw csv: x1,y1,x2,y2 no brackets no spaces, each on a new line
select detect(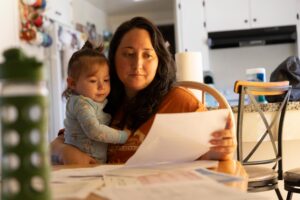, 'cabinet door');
251,0,298,28
205,0,250,32
175,0,210,70
44,0,73,26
